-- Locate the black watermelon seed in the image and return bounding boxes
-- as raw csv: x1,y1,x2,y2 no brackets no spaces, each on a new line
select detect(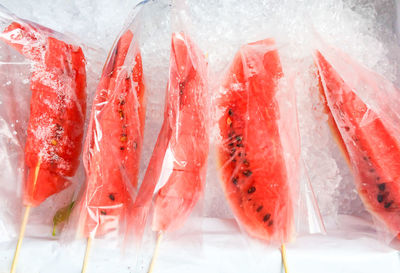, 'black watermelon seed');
101,210,107,215
344,126,350,131
243,170,253,177
228,142,234,147
228,109,233,116
236,143,244,147
118,109,124,119
243,160,249,166
263,214,271,222
268,220,273,226
256,206,263,212
232,177,238,185
109,193,115,201
377,194,384,203
120,146,125,150
236,135,242,142
230,148,236,155
384,201,393,208
378,183,386,191
248,186,256,194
